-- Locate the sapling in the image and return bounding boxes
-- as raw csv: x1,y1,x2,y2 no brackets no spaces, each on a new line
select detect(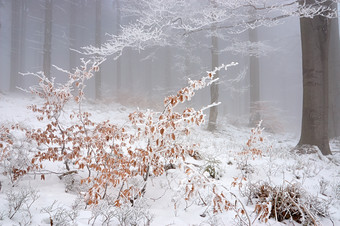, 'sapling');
6,186,39,221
